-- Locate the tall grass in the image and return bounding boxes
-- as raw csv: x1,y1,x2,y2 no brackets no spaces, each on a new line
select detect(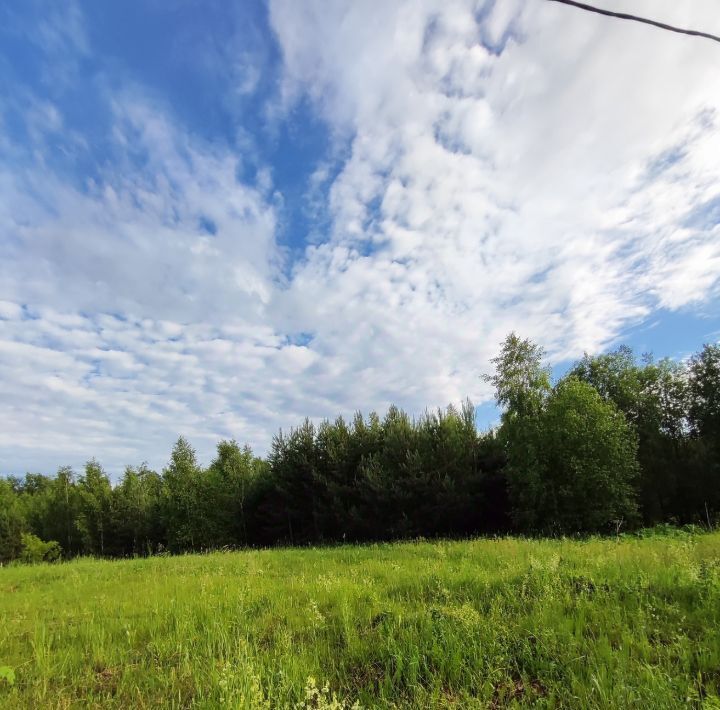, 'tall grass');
1,530,719,708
